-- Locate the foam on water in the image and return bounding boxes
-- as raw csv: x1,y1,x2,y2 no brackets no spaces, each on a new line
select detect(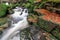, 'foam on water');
0,7,29,40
